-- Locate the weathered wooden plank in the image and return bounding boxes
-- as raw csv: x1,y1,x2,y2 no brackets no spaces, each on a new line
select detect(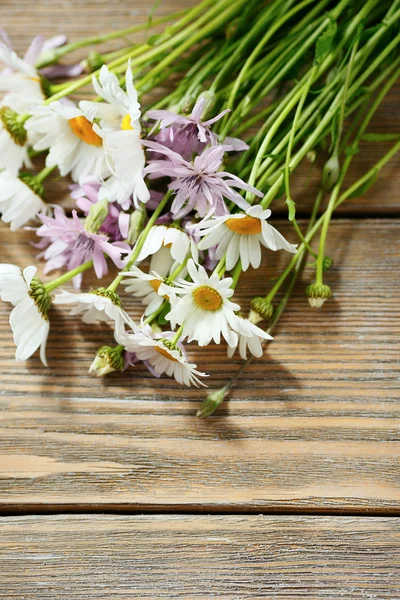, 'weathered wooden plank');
1,0,399,215
0,220,398,511
0,515,399,599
